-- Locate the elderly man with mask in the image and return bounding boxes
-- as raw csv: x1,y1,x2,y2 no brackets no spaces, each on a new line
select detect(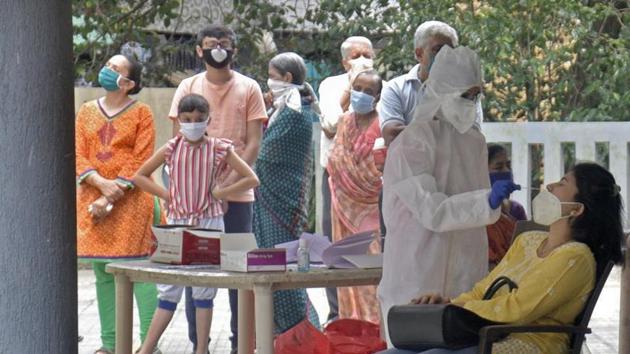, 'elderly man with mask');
318,35,374,322
377,46,519,345
379,21,483,145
